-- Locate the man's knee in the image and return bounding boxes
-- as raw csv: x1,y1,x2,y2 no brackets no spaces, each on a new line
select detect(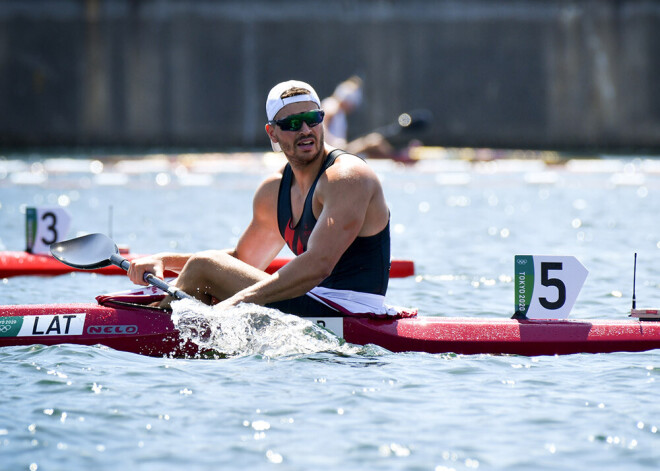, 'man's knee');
183,250,233,274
